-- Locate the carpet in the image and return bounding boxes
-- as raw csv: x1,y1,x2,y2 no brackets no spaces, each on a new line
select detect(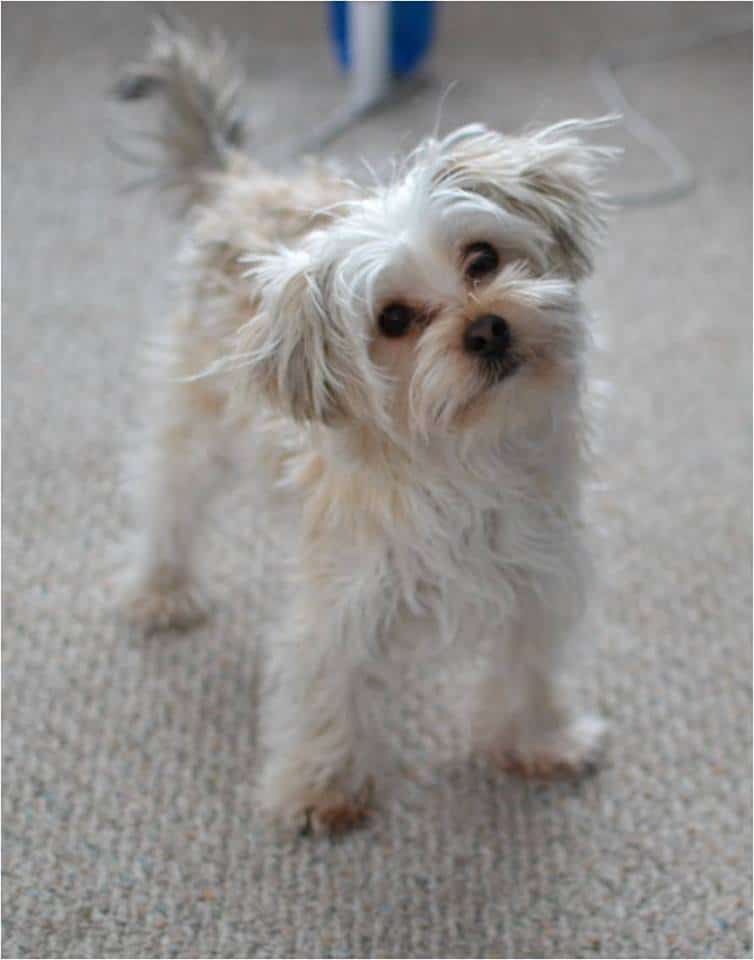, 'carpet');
3,3,751,957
